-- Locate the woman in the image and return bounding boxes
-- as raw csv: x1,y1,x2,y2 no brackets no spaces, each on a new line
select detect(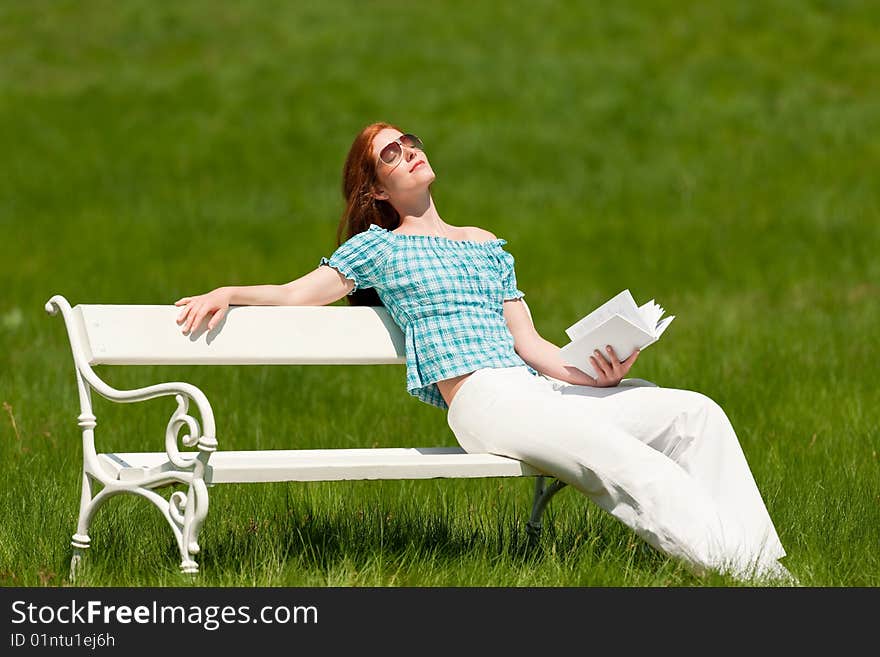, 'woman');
174,121,792,583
